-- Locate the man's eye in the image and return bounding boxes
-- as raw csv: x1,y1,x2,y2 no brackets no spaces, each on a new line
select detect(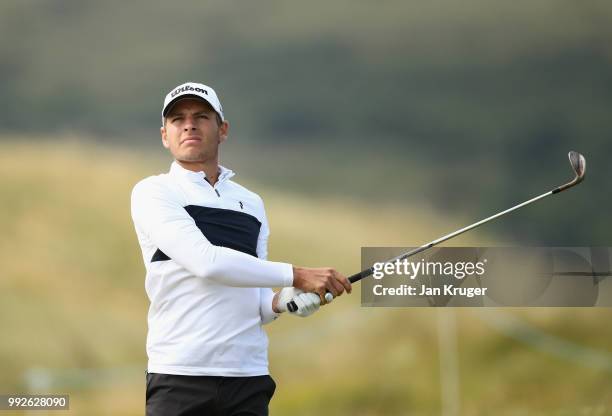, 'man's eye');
199,114,209,119
172,117,183,122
